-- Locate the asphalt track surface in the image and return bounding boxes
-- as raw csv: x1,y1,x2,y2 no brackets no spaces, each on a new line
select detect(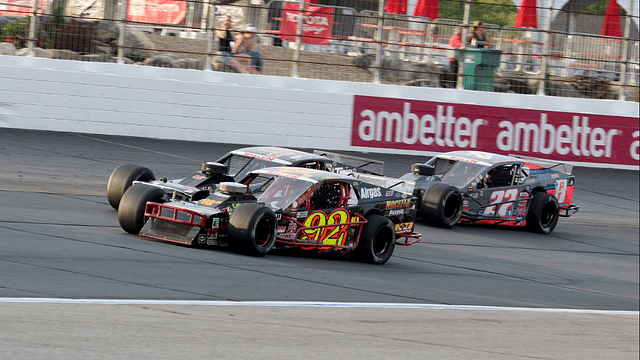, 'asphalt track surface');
1,128,638,359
